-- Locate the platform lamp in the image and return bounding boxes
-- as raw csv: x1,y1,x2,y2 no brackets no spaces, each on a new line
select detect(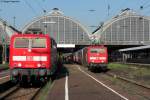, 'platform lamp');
13,16,16,28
